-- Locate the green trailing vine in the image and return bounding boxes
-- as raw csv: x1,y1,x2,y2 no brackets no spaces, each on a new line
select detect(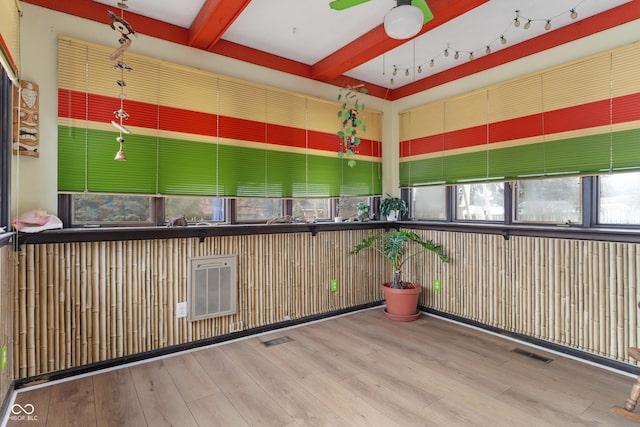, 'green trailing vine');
337,86,368,168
